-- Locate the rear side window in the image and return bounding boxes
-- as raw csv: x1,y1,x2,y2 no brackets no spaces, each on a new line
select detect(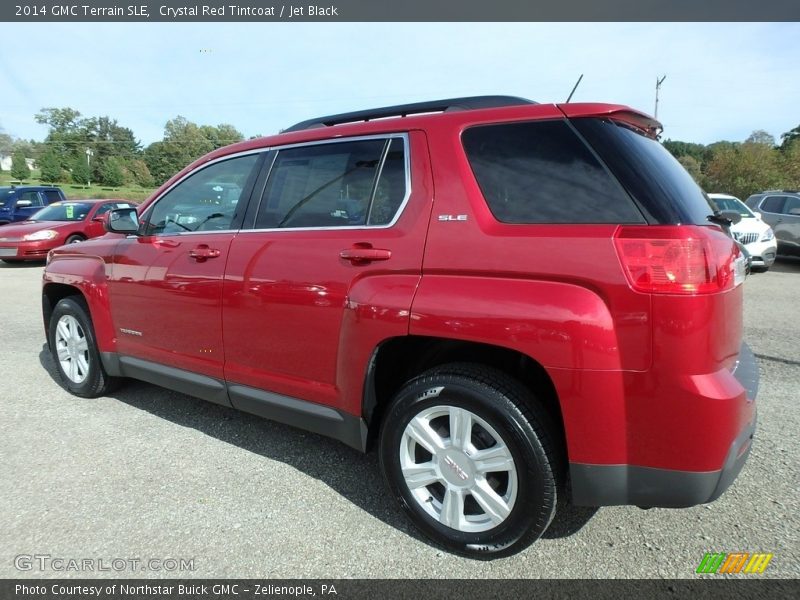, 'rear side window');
573,118,716,225
760,196,785,213
462,120,643,224
254,137,406,229
42,190,62,204
784,196,800,215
